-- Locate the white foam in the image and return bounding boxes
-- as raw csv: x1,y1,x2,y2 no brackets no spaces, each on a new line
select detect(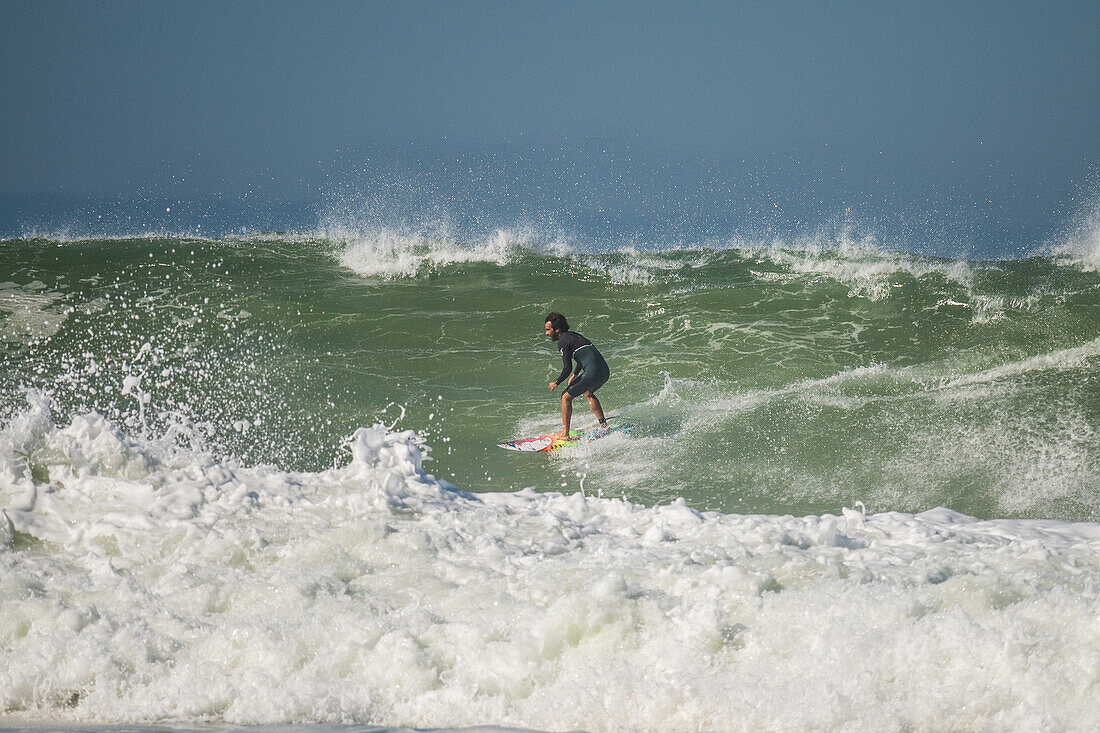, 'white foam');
584,333,1100,517
737,230,976,300
966,293,1044,324
575,247,709,286
939,335,1100,388
0,281,69,343
1,392,1099,730
328,224,571,279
